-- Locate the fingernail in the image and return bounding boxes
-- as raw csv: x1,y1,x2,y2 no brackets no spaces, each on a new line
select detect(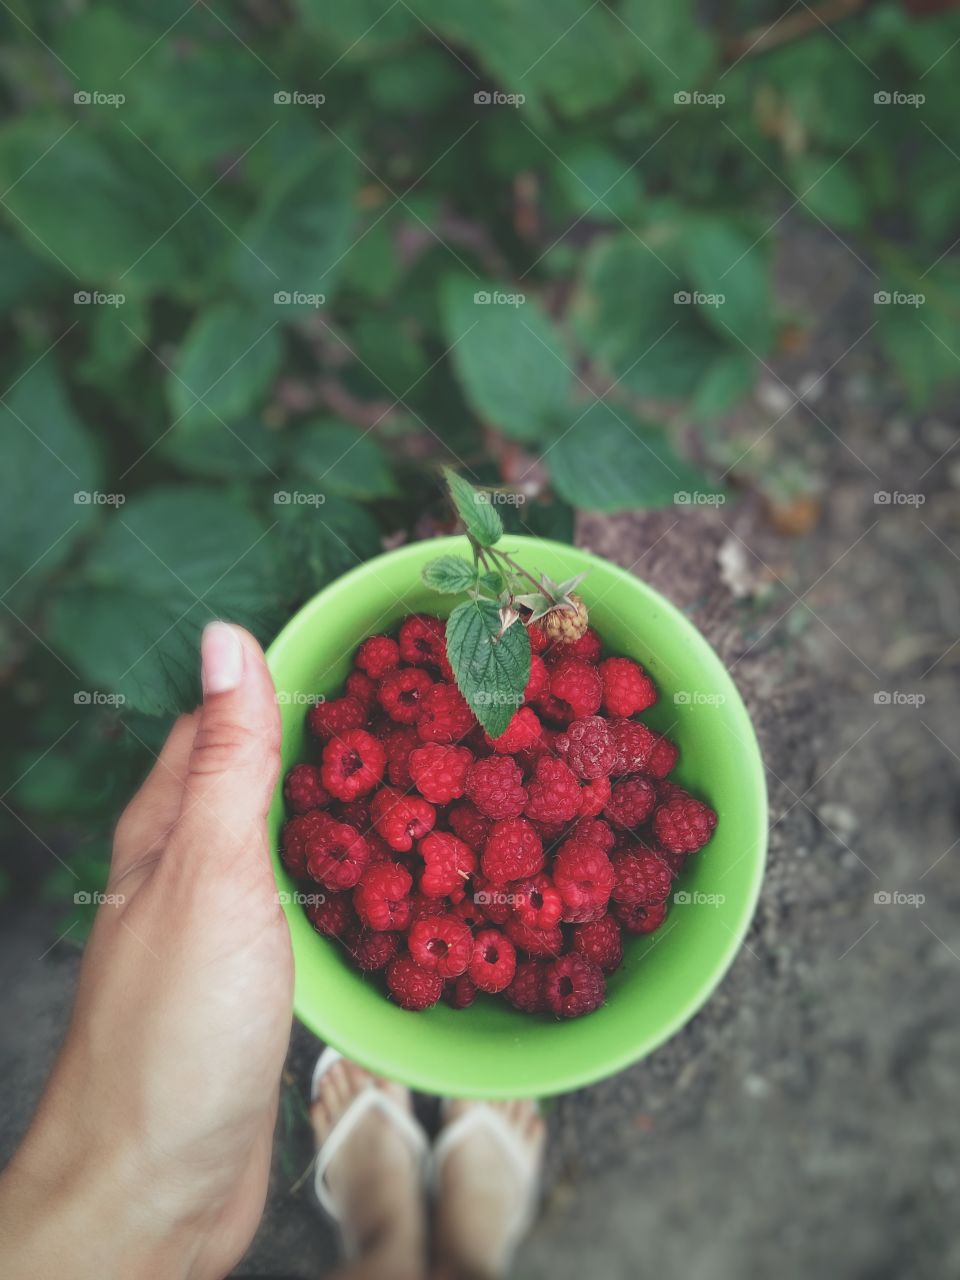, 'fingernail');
201,622,245,695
